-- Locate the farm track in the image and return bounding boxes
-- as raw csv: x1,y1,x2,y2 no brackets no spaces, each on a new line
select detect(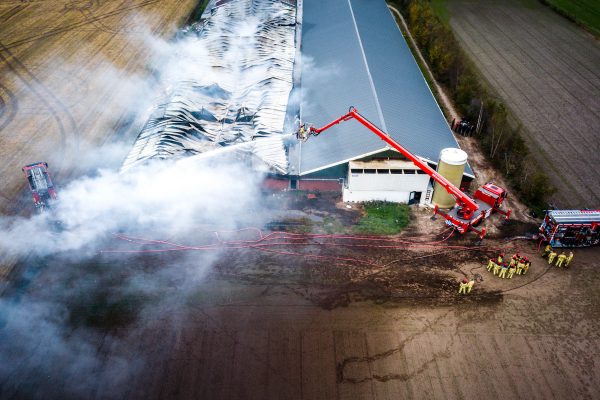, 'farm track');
447,0,600,208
